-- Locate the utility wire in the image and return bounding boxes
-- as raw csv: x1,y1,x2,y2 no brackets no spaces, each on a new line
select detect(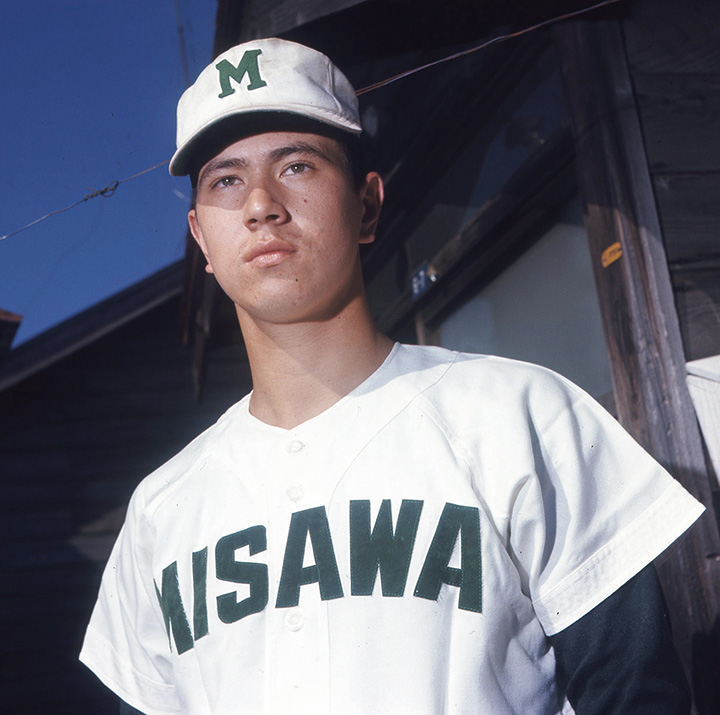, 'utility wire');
1,0,621,244
0,161,169,242
357,0,622,95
